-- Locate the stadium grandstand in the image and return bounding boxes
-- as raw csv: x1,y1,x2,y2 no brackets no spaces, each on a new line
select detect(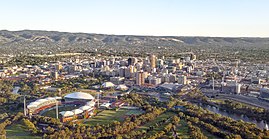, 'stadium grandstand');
27,97,61,115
